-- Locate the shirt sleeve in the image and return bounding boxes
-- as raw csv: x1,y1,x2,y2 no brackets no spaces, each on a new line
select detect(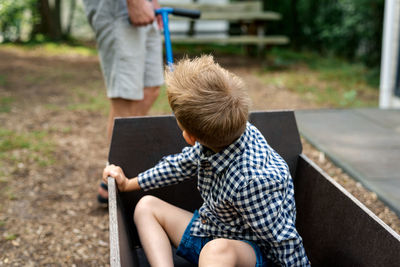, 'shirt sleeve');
137,145,199,191
232,177,310,267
